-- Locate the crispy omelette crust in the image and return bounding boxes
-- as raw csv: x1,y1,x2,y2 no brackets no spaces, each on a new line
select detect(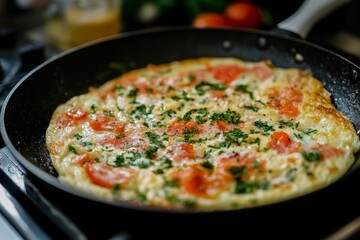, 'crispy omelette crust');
46,58,360,211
